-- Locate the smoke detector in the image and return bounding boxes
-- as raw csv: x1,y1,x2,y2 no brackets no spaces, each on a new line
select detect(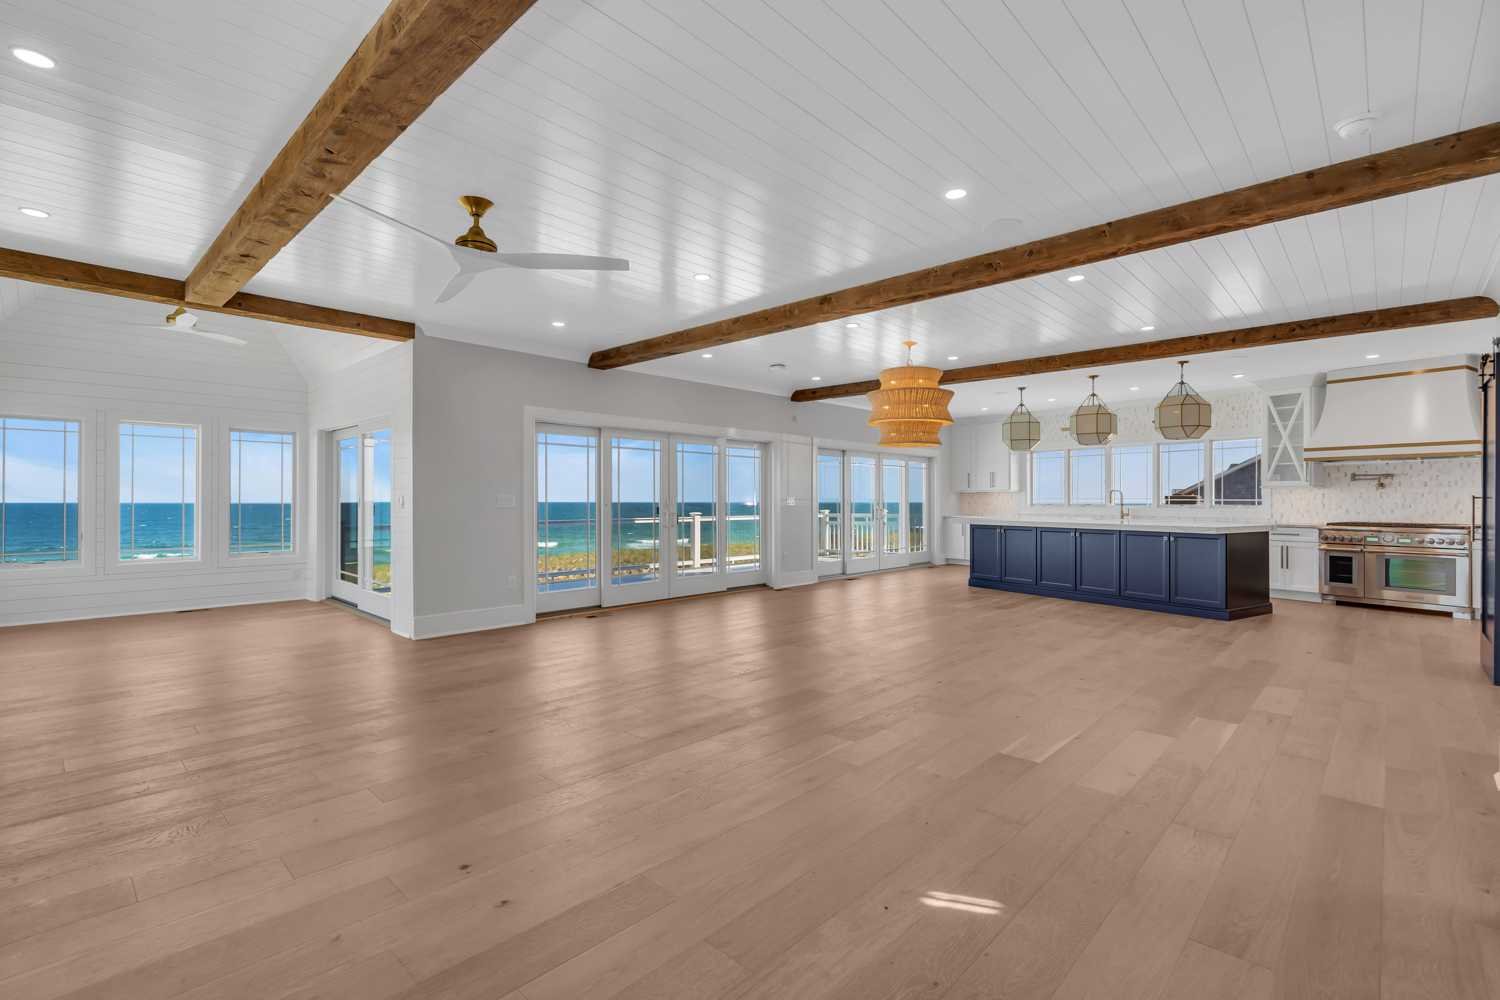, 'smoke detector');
1332,113,1379,140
